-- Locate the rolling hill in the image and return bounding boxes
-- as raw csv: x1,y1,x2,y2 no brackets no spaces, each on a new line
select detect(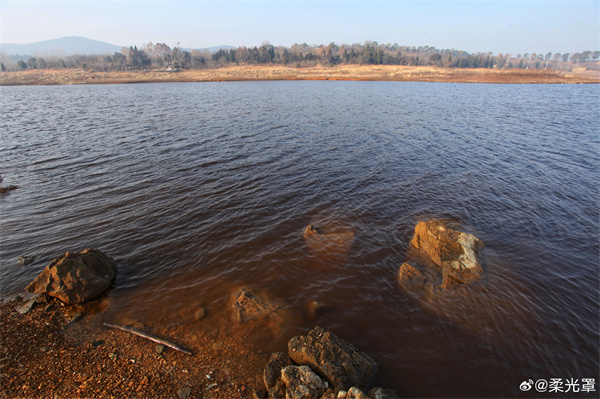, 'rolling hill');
0,36,122,57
